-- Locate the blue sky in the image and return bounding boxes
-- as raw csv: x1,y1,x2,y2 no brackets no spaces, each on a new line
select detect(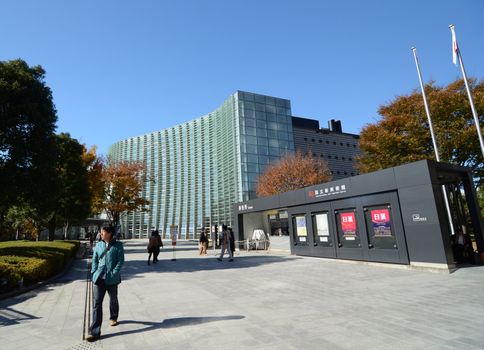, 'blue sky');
1,0,483,155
